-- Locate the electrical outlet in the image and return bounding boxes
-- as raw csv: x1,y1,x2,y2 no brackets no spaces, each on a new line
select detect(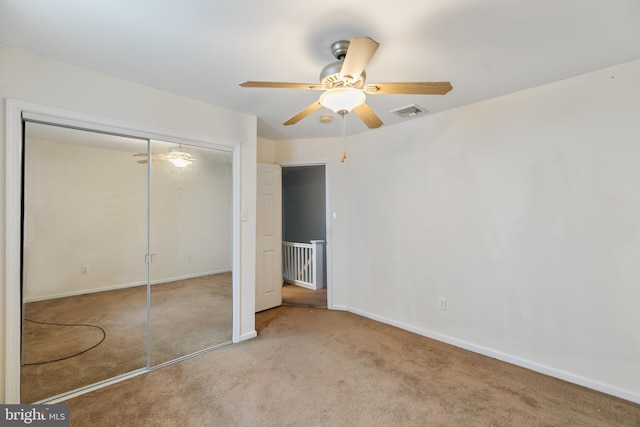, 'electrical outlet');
438,297,448,311
80,266,88,274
